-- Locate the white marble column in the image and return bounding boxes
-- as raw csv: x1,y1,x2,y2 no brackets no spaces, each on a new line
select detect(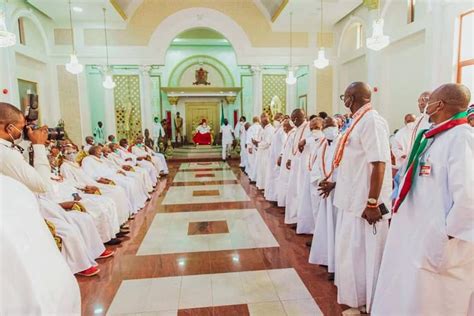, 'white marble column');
308,65,317,114
77,70,92,139
251,65,262,117
103,84,117,137
139,65,153,134
286,67,297,115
